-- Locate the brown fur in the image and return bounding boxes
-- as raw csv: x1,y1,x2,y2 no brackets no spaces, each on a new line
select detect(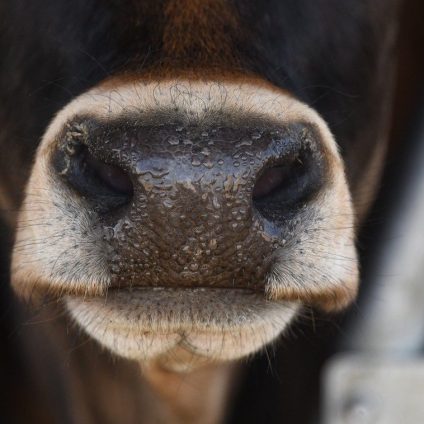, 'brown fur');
162,0,243,68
